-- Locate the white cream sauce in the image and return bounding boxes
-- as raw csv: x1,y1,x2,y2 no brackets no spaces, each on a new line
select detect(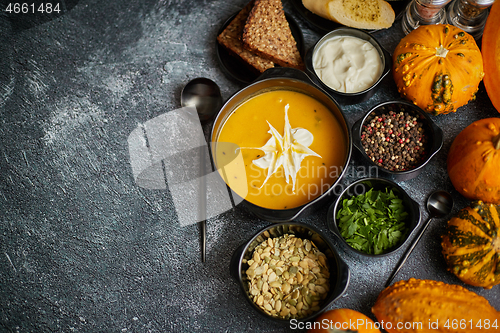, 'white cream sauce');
313,35,383,93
